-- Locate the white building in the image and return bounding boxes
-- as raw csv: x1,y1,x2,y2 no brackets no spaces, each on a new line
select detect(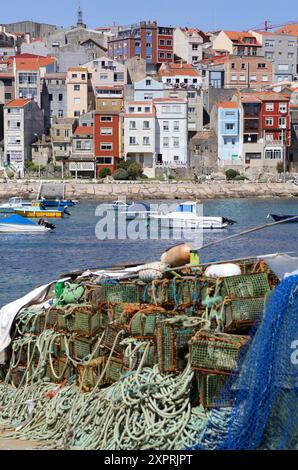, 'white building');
173,28,208,65
124,101,156,177
134,76,164,101
4,98,44,177
154,98,188,167
84,56,127,90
